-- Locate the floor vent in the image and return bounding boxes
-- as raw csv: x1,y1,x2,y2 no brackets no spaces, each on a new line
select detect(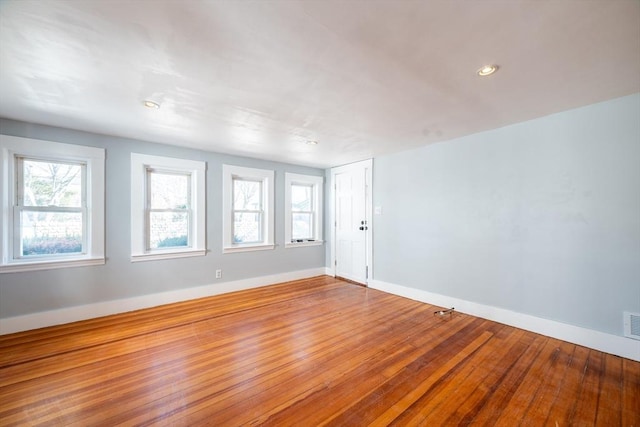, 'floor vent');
624,312,640,340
